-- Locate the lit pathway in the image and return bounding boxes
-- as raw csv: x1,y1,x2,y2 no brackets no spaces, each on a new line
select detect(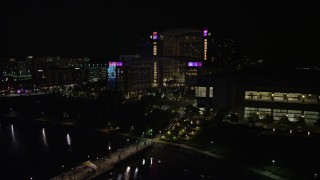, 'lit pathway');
50,139,154,180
